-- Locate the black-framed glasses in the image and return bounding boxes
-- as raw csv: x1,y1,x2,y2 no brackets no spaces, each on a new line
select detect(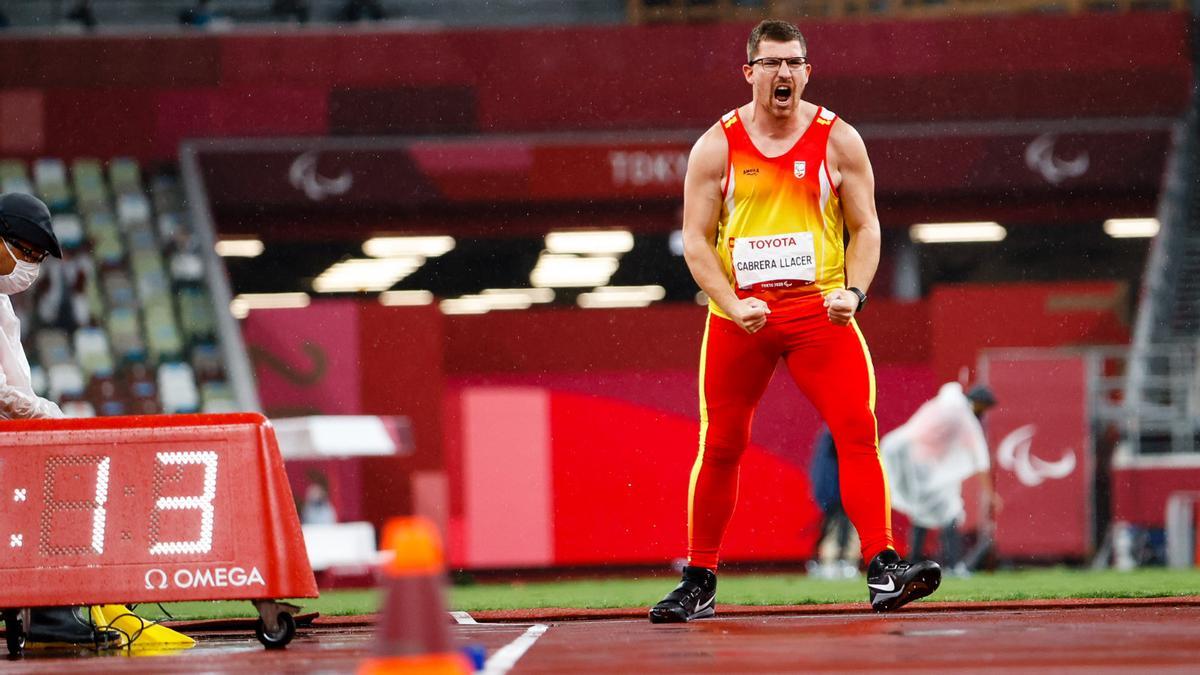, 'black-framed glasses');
748,56,809,71
3,235,49,263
